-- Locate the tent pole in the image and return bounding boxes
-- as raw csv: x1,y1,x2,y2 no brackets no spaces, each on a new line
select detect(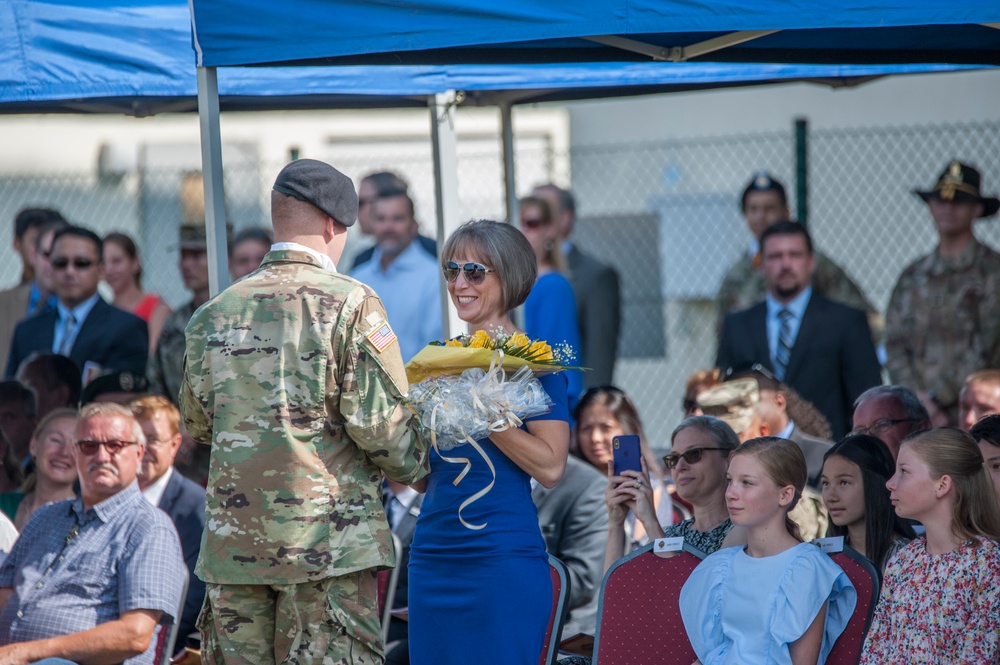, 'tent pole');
197,66,230,297
430,91,464,339
500,102,517,224
500,101,526,330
